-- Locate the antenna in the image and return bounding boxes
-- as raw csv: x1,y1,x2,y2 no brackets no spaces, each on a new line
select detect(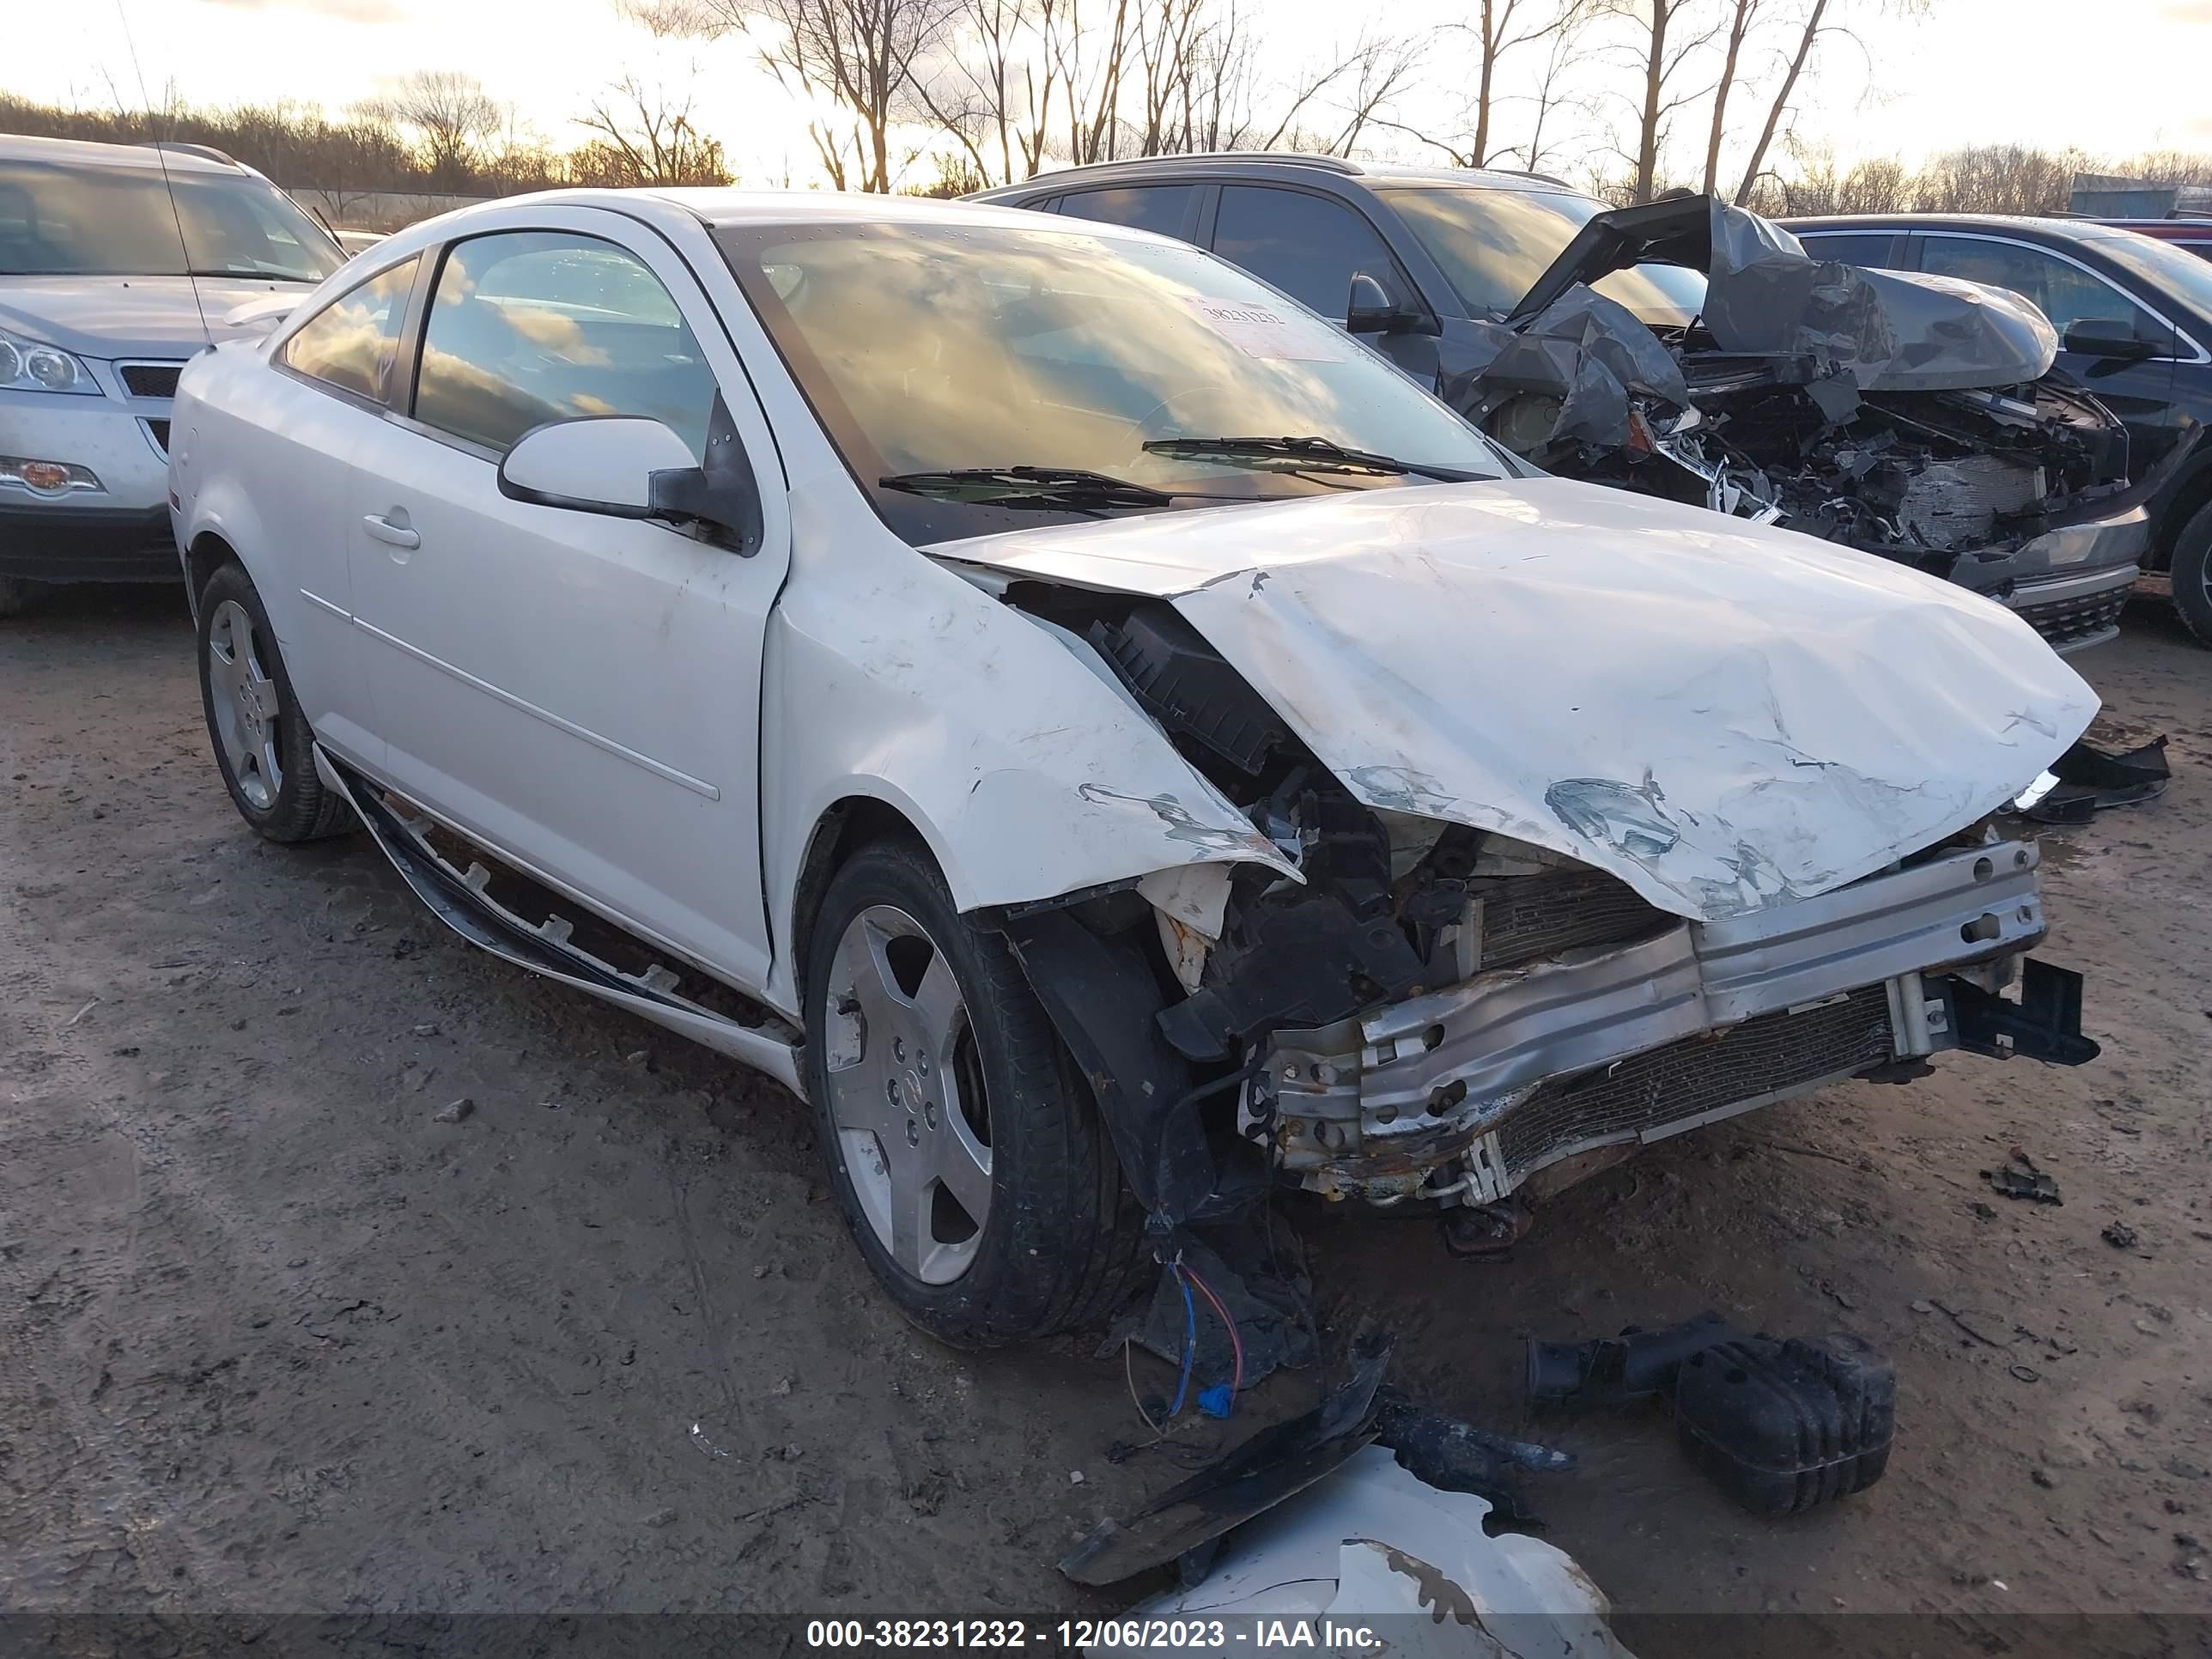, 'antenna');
114,0,214,342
